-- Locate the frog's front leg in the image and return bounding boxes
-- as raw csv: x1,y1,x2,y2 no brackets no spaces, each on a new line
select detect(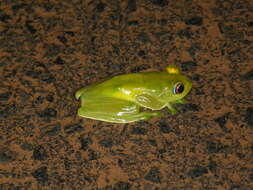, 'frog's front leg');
77,97,160,123
135,94,165,110
166,103,178,115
